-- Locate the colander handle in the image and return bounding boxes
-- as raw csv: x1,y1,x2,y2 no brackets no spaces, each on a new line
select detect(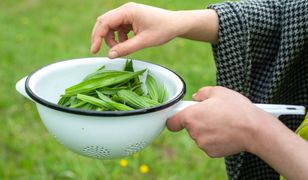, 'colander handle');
254,104,306,117
169,101,306,118
16,76,34,102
